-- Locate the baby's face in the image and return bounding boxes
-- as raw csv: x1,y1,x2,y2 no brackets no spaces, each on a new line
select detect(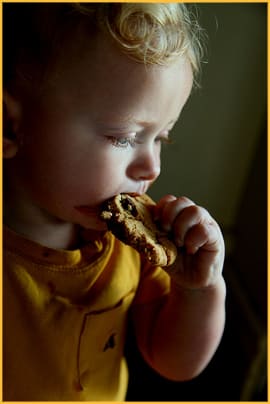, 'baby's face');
13,34,193,230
